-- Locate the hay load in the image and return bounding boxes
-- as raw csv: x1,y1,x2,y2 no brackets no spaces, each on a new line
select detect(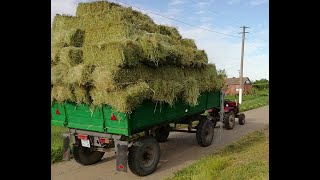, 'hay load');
51,1,224,113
